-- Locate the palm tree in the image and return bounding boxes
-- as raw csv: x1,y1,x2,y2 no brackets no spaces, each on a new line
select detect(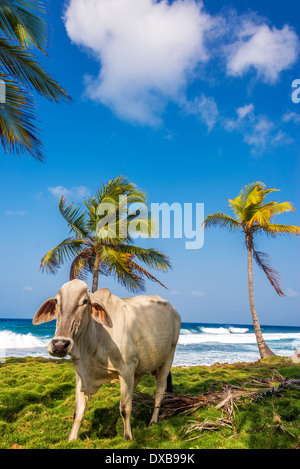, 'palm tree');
203,182,300,359
0,0,70,161
40,176,171,293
